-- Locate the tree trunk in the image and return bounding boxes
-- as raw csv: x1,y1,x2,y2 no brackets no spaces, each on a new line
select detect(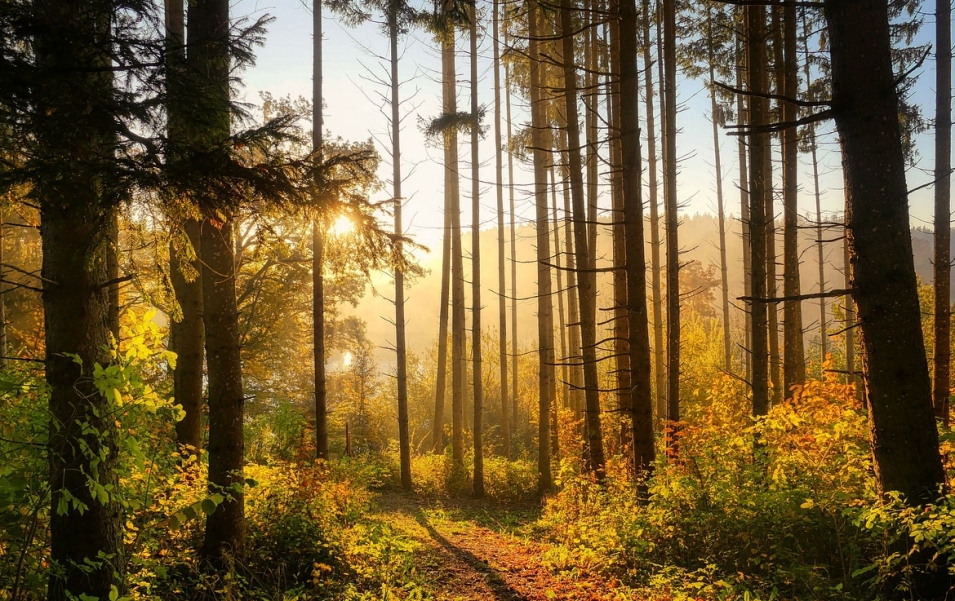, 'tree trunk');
492,0,511,459
171,221,205,454
568,0,606,477
780,2,805,396
824,0,946,504
643,0,665,422
0,211,6,369
746,3,770,417
505,22,520,447
433,207,451,453
706,11,731,373
188,0,245,561
549,163,563,461
736,33,753,385
619,0,654,482
35,3,124,597
312,0,329,462
469,4,484,497
165,0,204,455
935,0,952,427
529,0,554,493
441,20,466,468
662,0,680,451
810,129,827,364
390,4,412,491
